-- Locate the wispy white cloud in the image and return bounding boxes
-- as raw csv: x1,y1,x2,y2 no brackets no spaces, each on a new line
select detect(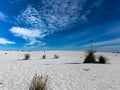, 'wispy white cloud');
12,0,105,46
0,12,6,21
10,27,46,45
10,27,43,38
103,24,120,36
16,5,46,30
94,38,120,46
16,0,105,31
41,0,87,29
0,38,15,45
97,45,120,52
84,38,120,47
